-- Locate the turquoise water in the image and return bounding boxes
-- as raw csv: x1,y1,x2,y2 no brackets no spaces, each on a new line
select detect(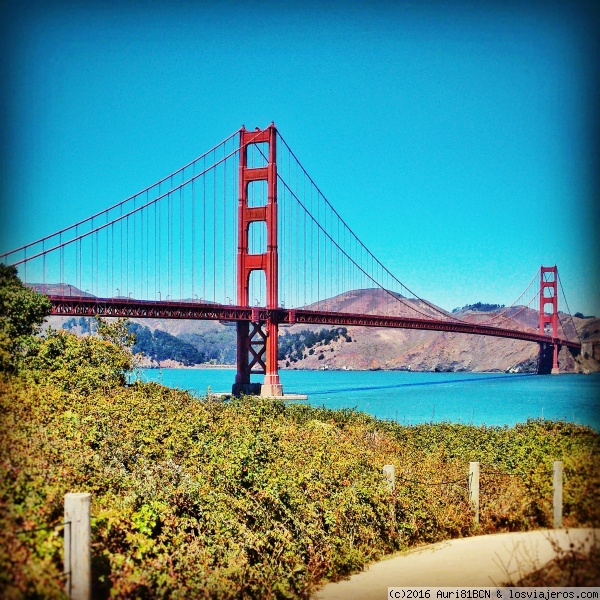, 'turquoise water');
136,368,600,430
